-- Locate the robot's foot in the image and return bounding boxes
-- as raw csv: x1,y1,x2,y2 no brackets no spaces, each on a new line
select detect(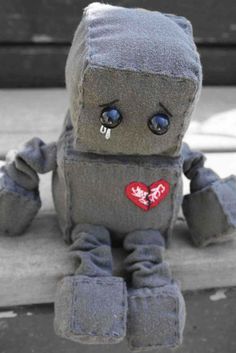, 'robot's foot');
127,281,186,351
54,275,127,344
